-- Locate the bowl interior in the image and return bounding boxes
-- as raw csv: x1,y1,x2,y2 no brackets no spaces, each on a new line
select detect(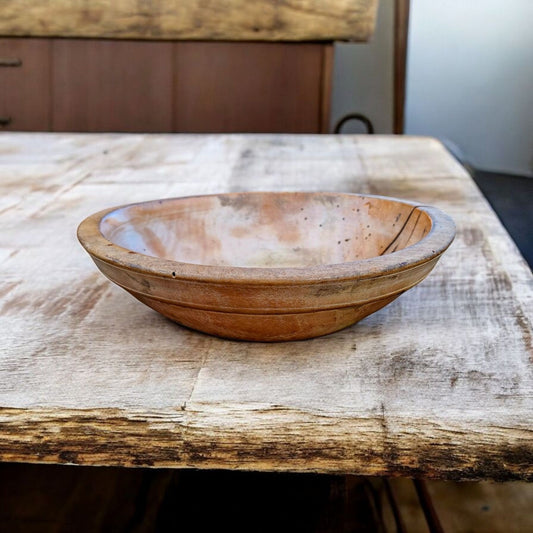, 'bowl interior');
99,193,432,268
